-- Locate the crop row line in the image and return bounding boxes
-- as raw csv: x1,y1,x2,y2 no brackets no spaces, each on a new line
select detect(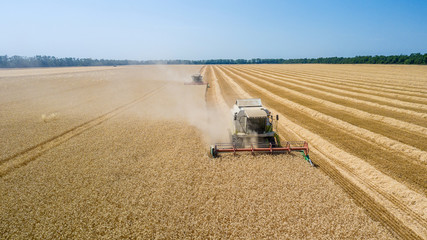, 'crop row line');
258,65,427,94
219,66,427,162
230,65,427,131
237,65,427,109
216,65,427,191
